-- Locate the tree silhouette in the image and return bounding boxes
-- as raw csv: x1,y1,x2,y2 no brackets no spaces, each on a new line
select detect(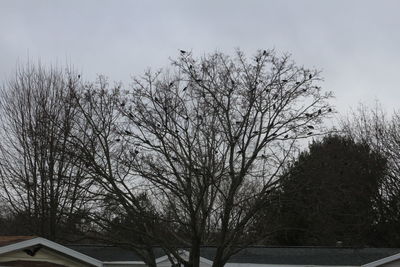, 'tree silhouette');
342,104,400,246
0,64,94,241
276,135,387,246
65,49,333,267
